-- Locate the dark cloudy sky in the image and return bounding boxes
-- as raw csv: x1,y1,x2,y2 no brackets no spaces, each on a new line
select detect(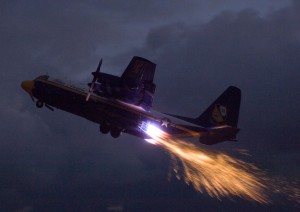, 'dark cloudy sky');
1,0,300,211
